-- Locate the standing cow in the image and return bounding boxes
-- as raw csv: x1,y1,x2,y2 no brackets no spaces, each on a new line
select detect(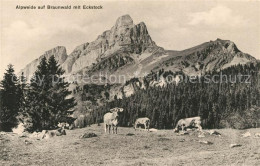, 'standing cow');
104,107,123,134
173,116,202,132
134,117,150,131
